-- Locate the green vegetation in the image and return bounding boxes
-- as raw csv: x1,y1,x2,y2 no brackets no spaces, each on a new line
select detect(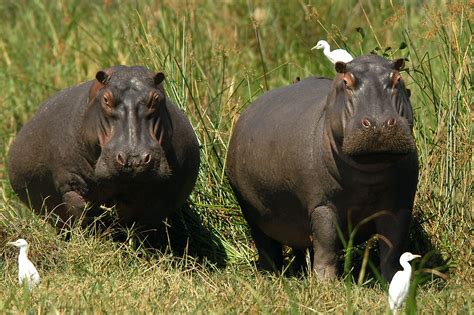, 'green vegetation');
0,0,471,313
